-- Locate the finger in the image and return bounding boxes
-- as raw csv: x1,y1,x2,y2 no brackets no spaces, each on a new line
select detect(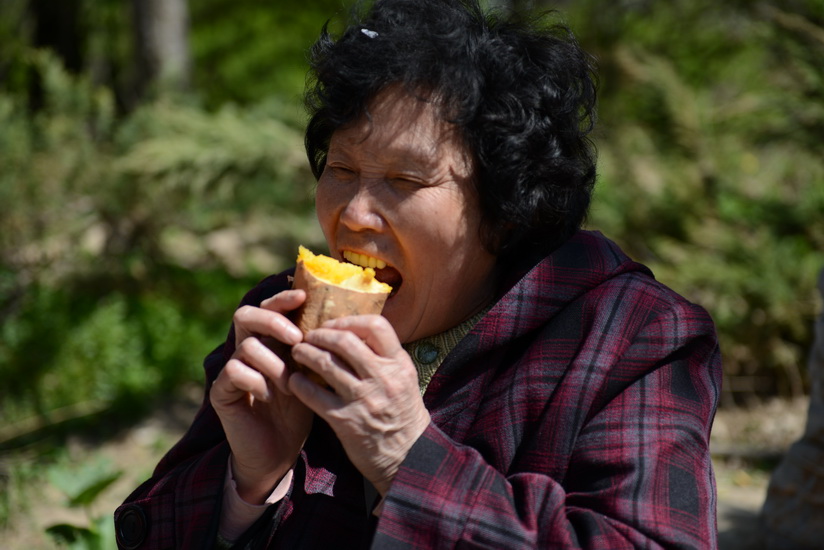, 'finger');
211,358,272,408
318,315,402,358
288,370,344,419
291,341,361,396
302,328,381,381
234,305,303,346
233,337,292,395
259,289,306,313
